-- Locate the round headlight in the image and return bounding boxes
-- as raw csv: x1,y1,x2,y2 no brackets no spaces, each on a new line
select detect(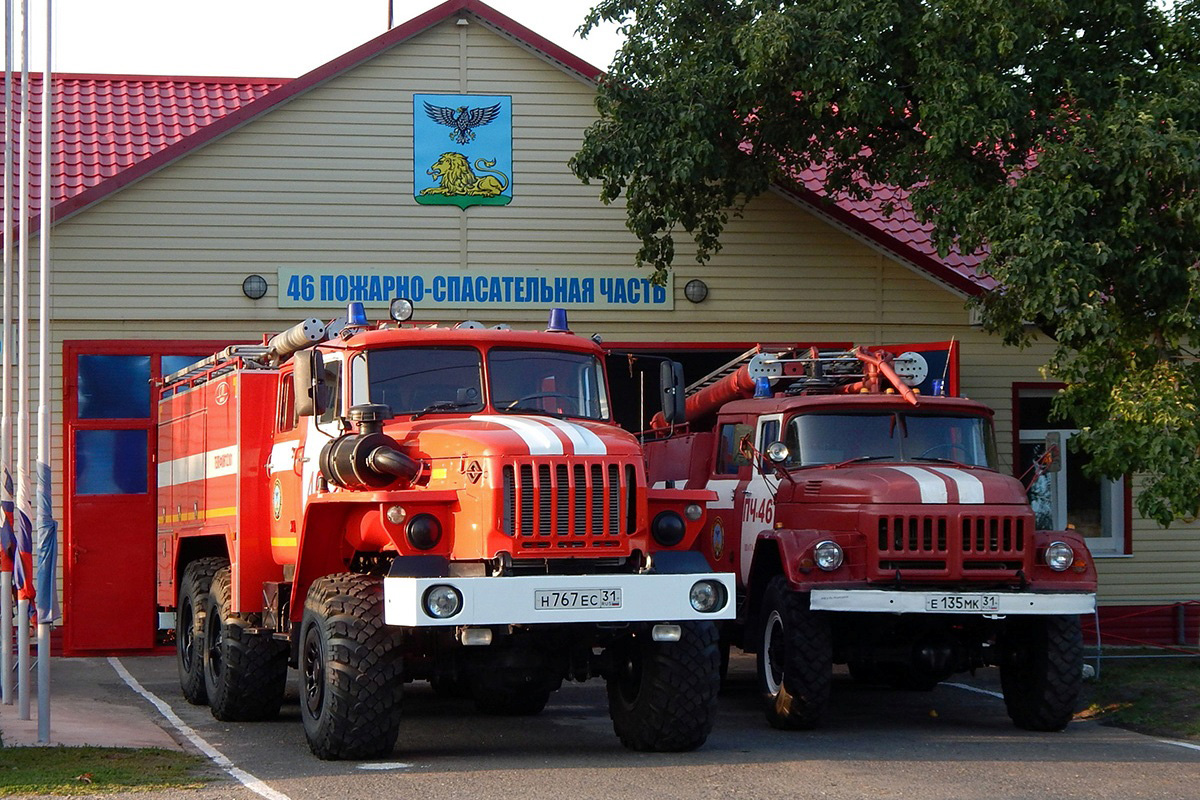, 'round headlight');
684,503,703,521
652,510,686,547
814,540,844,572
689,580,726,613
766,441,790,463
385,504,407,525
423,585,462,619
1044,541,1074,572
389,297,414,322
406,513,442,551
